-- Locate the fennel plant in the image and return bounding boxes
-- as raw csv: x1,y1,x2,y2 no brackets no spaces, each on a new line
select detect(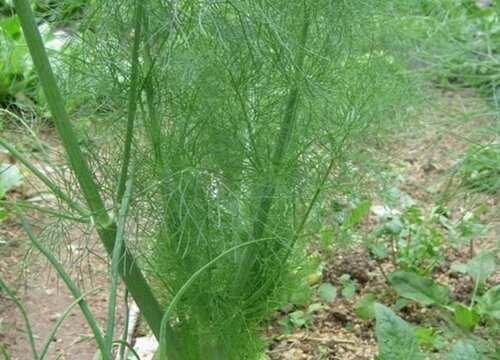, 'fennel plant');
7,0,415,359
